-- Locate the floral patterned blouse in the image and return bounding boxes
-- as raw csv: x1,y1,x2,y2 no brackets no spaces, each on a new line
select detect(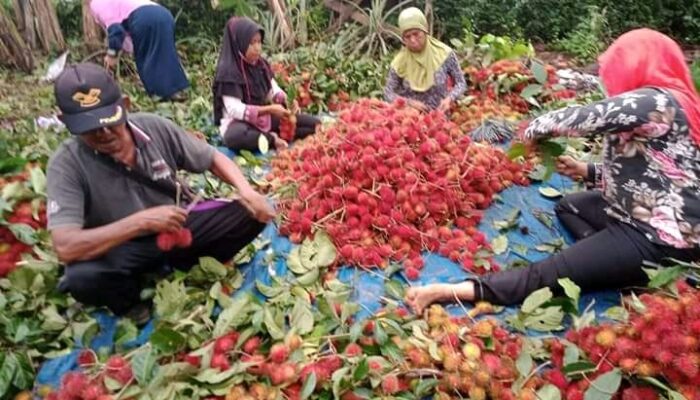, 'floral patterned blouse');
524,87,700,249
383,51,467,110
